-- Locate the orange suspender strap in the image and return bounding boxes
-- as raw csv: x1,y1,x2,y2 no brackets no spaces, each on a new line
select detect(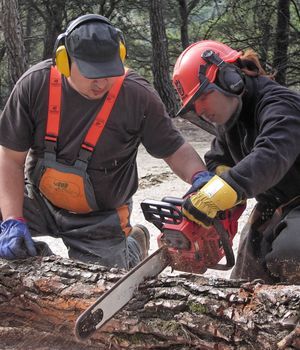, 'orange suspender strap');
46,66,62,144
46,66,127,153
82,68,128,152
